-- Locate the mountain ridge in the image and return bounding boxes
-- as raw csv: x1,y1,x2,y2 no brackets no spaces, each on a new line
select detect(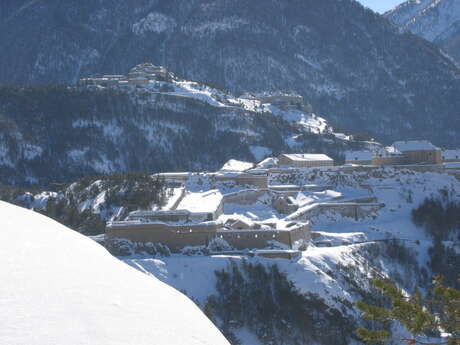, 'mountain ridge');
386,0,460,63
1,0,460,147
0,66,360,186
